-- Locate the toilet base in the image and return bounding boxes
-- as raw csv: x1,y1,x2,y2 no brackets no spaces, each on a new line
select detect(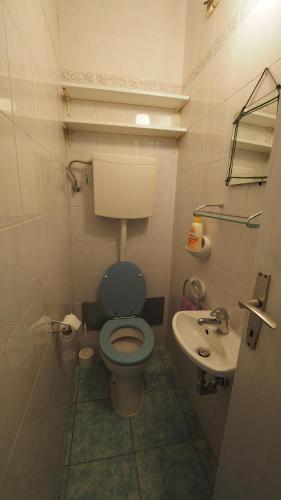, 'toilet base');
110,374,144,417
